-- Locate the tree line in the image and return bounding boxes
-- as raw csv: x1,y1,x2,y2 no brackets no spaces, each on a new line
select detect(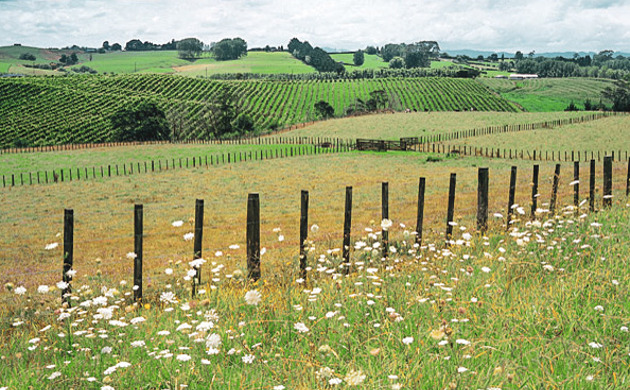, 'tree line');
287,38,345,73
